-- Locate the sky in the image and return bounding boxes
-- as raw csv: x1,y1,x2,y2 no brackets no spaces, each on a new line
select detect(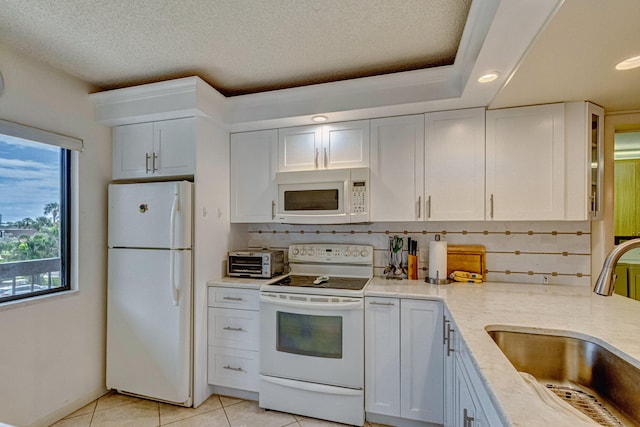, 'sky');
0,134,60,224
